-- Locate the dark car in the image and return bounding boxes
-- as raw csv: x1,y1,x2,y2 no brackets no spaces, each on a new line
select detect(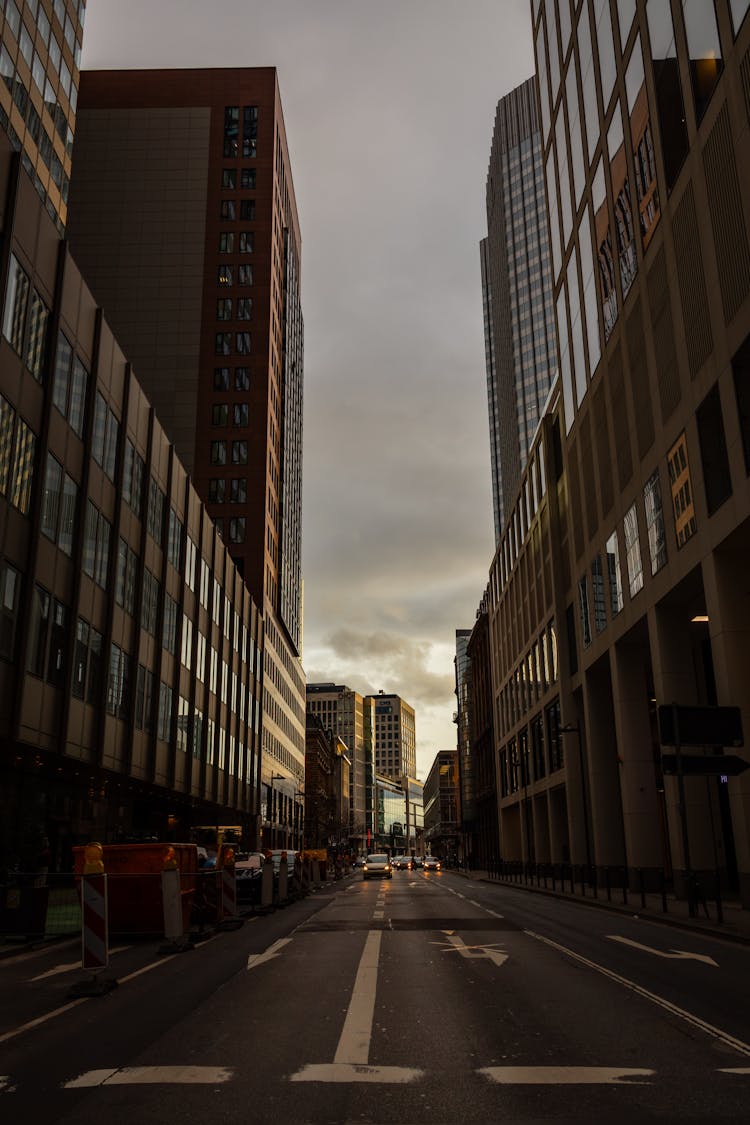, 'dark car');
362,854,392,880
423,856,441,872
